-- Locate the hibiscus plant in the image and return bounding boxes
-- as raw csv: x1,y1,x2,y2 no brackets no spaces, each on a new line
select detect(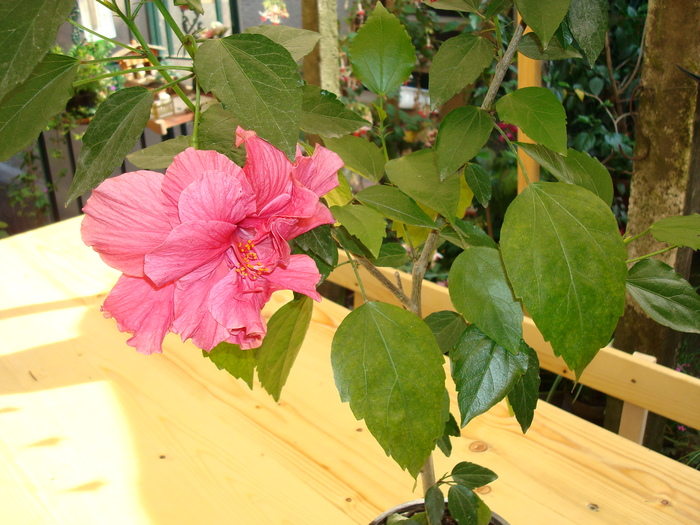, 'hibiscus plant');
2,1,700,524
